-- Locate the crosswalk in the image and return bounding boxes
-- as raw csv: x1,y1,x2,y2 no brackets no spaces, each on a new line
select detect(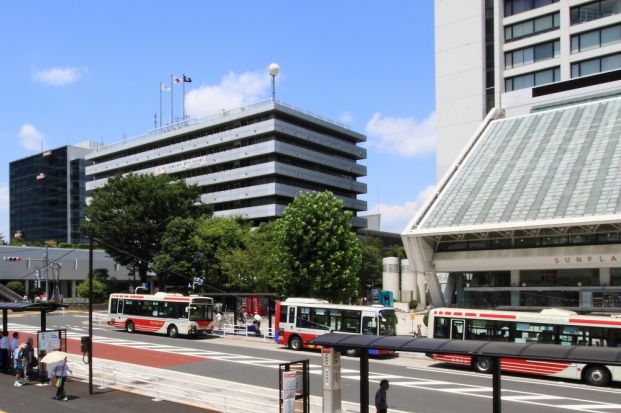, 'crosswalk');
8,322,621,412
